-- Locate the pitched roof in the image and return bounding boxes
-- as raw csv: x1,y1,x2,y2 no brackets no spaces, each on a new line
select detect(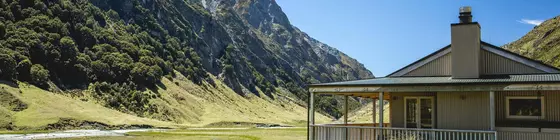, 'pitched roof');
310,41,560,87
386,41,560,77
309,74,560,87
